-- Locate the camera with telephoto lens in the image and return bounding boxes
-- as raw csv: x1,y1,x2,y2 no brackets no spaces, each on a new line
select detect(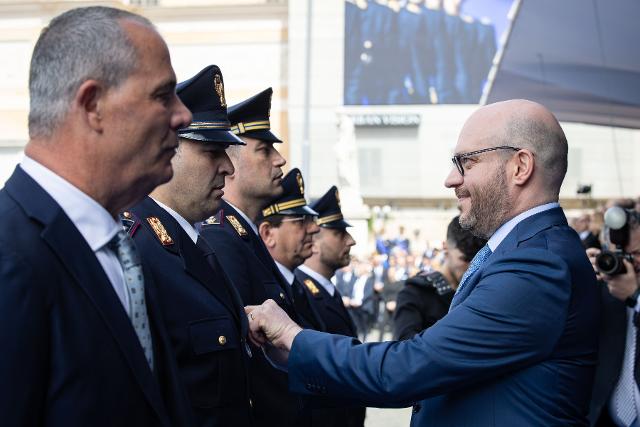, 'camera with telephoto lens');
595,207,637,276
